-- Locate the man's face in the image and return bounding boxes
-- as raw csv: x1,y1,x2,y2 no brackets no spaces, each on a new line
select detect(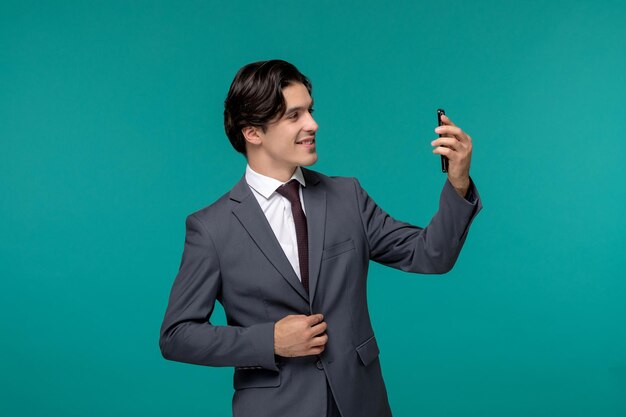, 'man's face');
252,82,318,174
